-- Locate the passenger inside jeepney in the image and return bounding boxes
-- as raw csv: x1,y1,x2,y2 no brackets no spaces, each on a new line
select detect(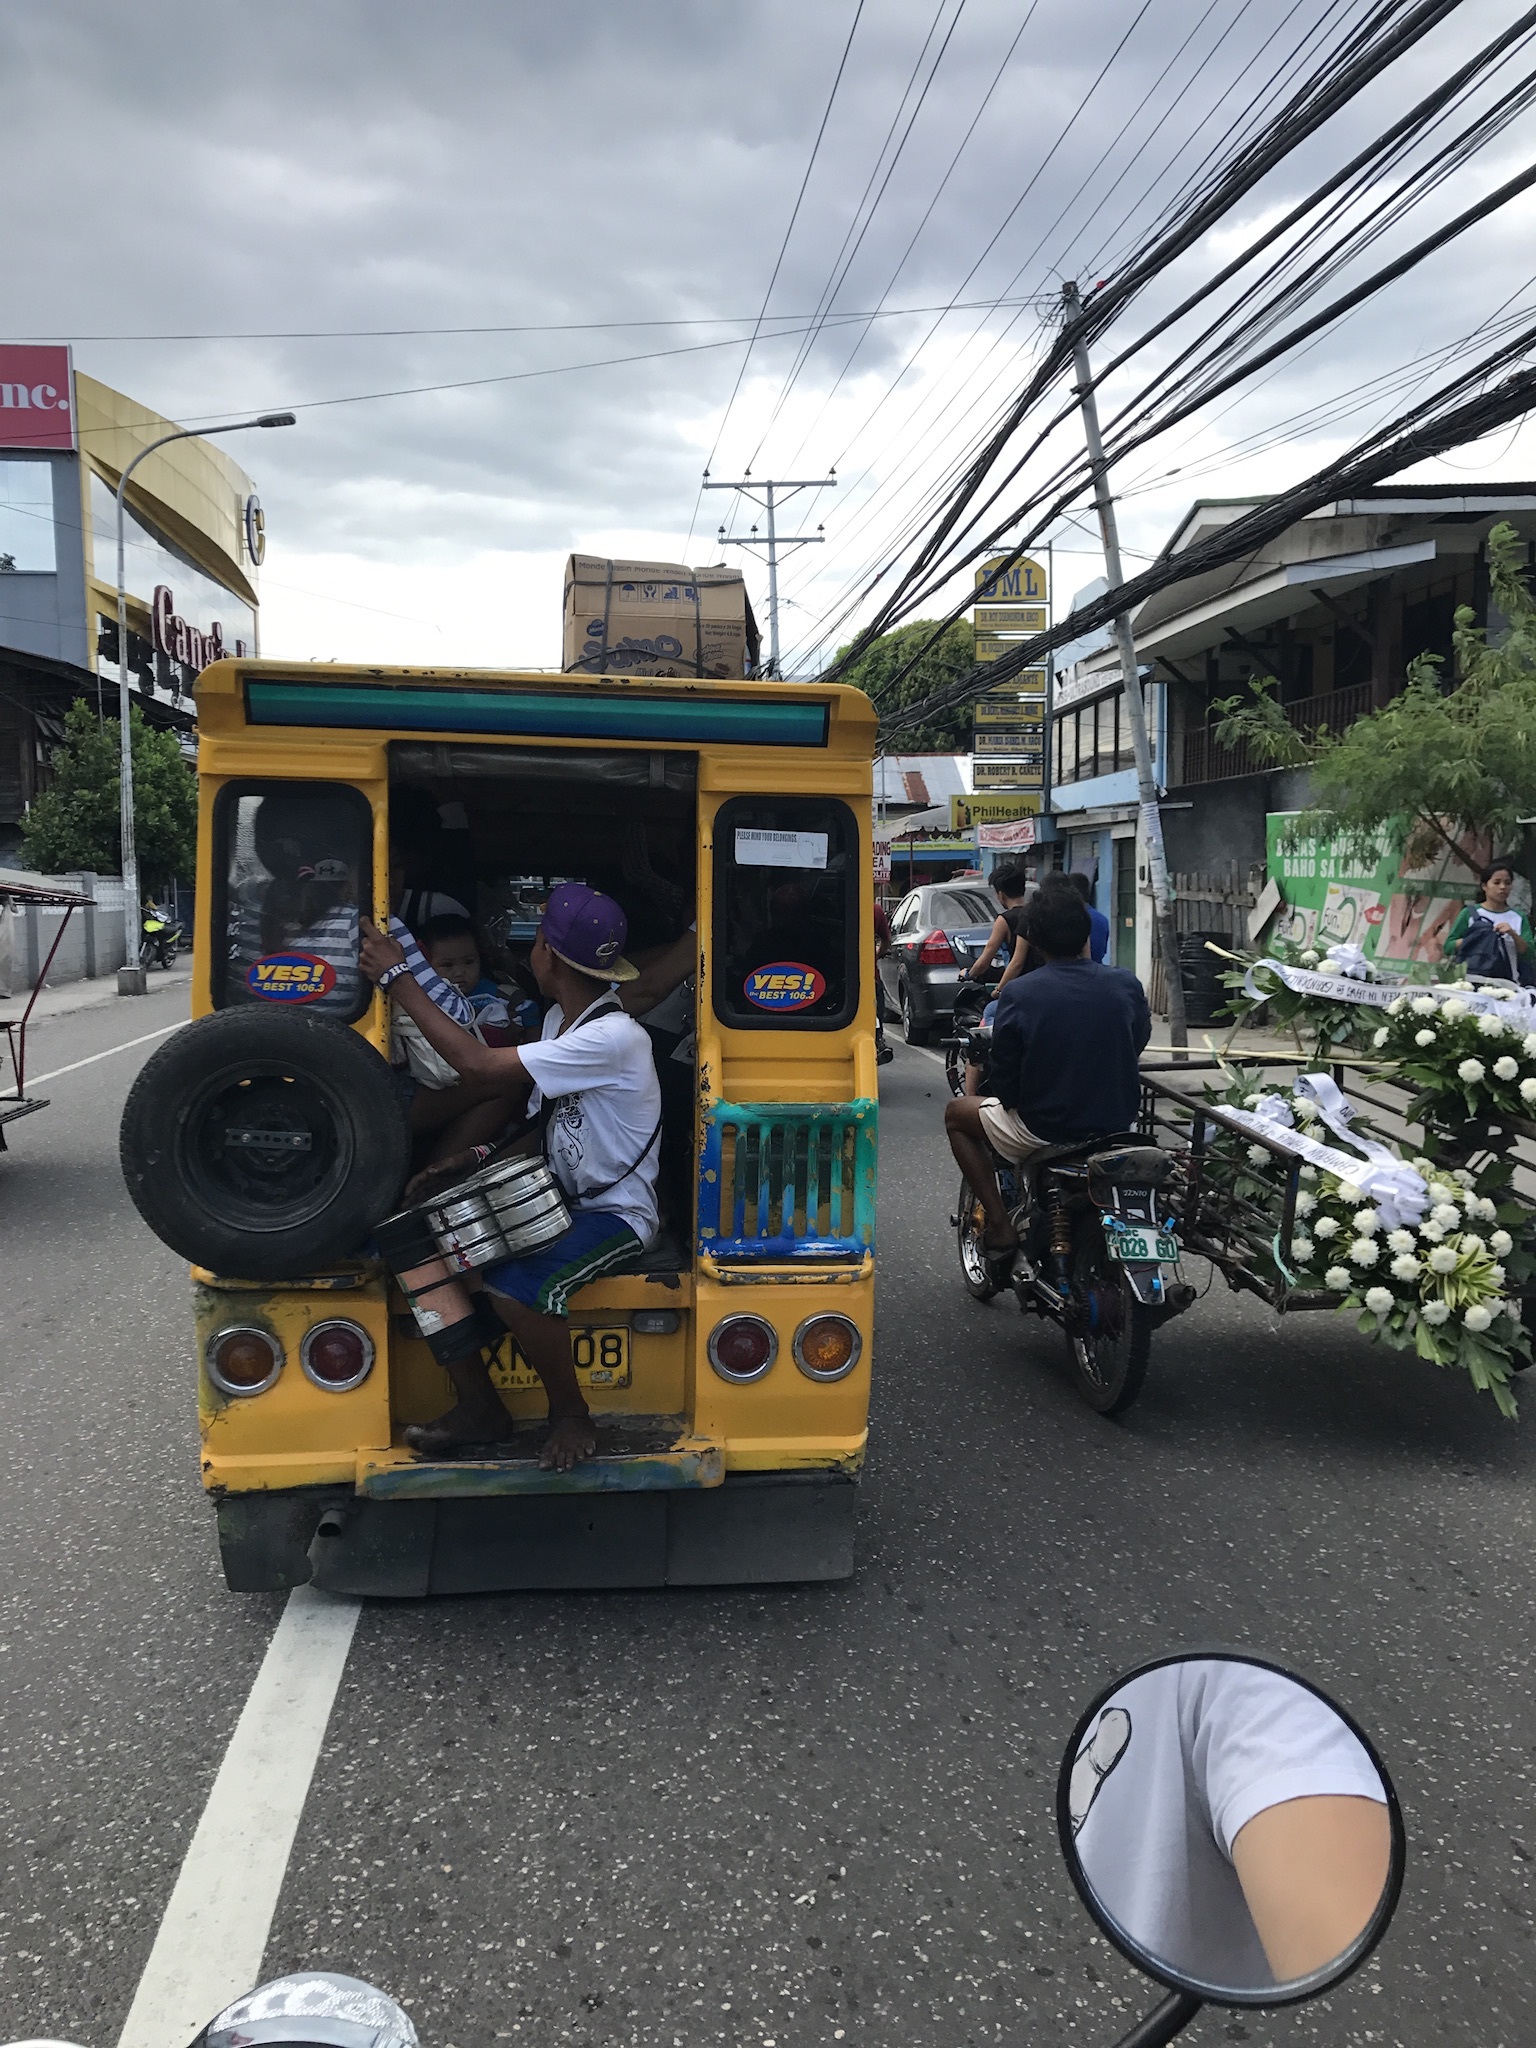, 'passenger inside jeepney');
375,749,701,1232
386,798,533,1163
360,882,662,1470
228,794,364,1016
